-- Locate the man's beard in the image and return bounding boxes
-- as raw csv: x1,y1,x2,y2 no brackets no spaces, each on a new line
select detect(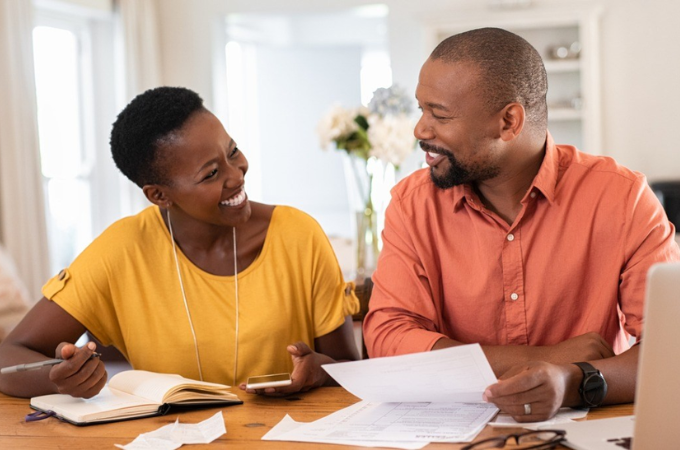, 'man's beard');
421,141,500,190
